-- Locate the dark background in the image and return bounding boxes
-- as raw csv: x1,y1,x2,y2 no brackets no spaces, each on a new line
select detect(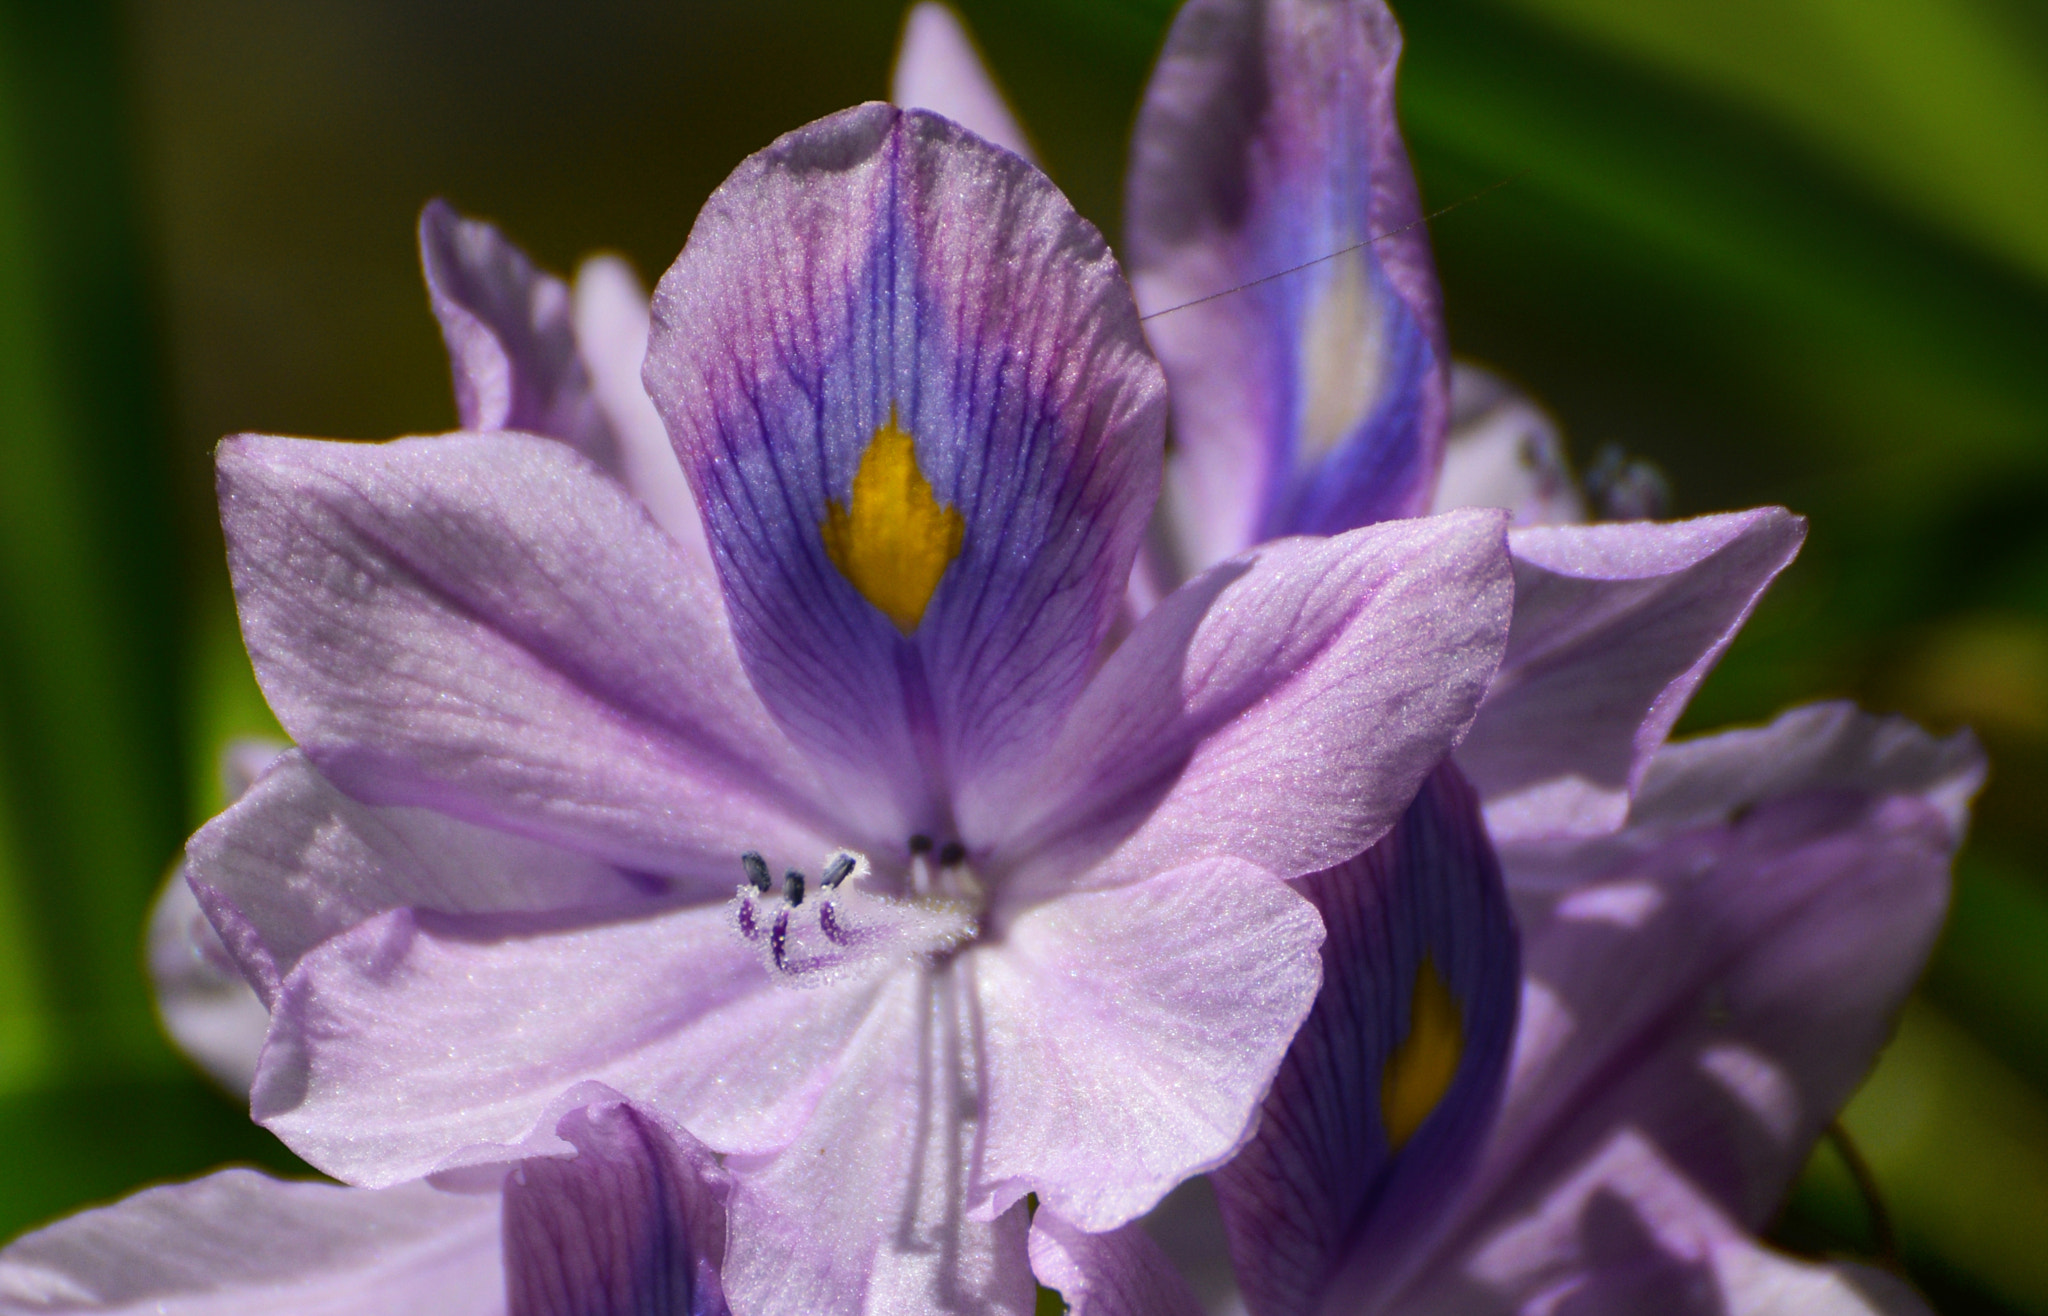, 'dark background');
2,0,2046,1309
